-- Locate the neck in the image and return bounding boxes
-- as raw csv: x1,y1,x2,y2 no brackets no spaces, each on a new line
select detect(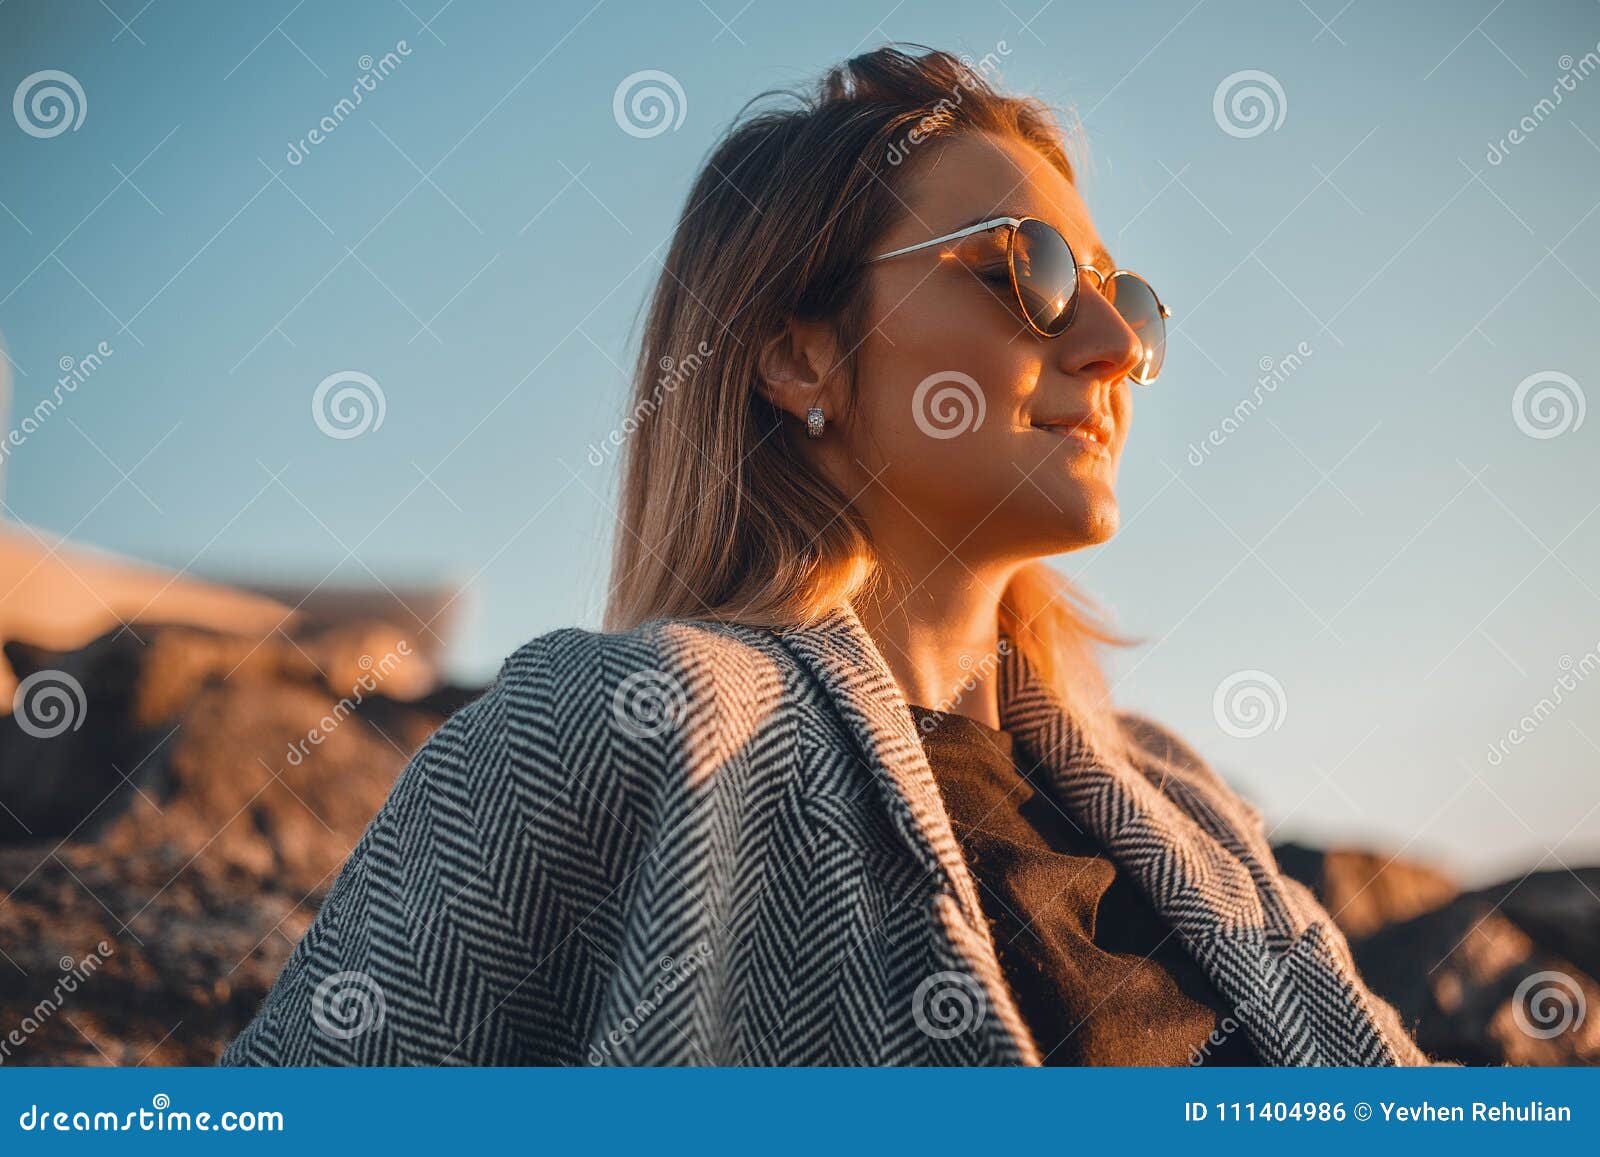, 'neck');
853,557,1024,732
